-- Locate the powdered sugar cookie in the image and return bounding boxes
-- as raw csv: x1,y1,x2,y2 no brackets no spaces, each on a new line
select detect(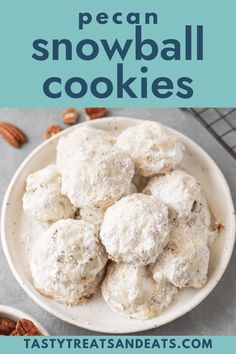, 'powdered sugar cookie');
102,263,177,319
57,126,115,172
30,219,108,305
116,121,184,176
144,170,212,227
23,165,76,224
57,127,134,209
151,224,210,289
100,193,170,265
